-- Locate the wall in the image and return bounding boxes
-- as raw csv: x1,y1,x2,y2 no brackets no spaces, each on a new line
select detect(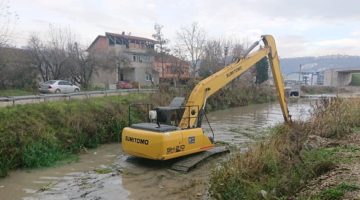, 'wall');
324,69,353,87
